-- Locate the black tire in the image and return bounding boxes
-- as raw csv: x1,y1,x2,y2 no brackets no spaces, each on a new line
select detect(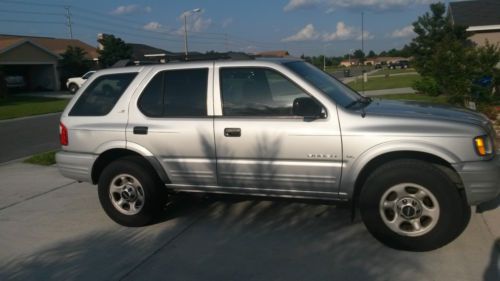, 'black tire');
98,156,166,227
68,83,79,93
359,159,470,251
